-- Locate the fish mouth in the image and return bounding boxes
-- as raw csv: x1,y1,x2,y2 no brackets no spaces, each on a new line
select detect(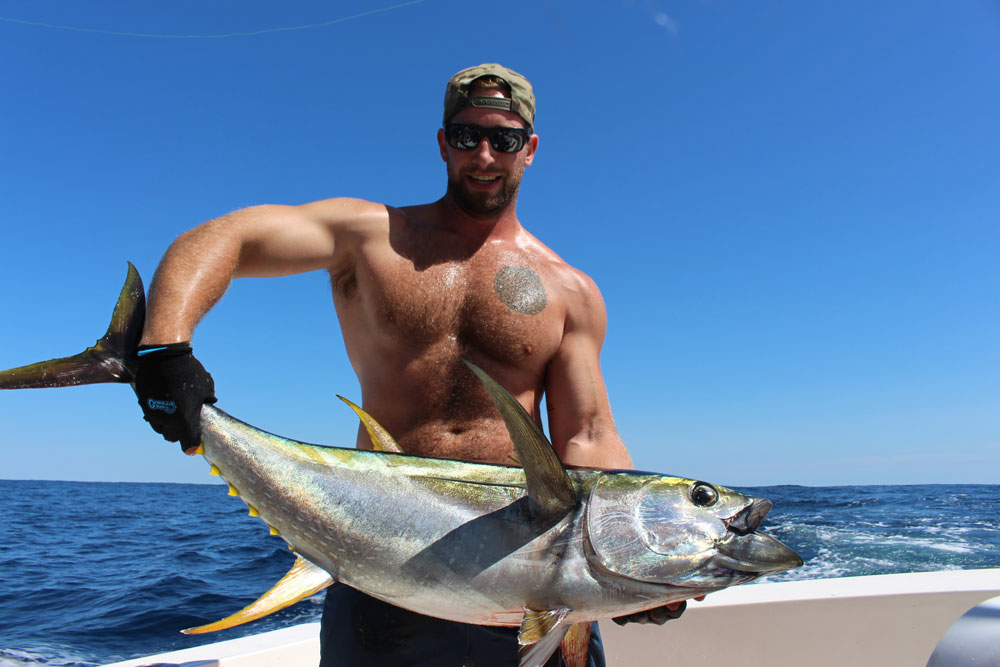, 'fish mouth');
727,499,772,534
715,531,804,574
714,499,803,573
